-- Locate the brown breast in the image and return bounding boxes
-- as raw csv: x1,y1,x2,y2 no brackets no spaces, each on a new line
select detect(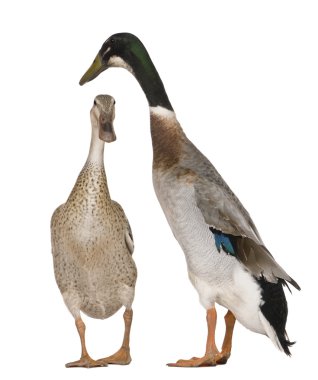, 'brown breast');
150,111,185,171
